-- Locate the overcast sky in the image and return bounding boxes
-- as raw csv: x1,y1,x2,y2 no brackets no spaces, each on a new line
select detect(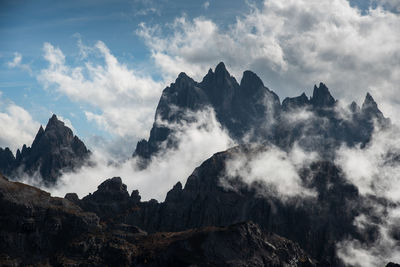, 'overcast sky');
0,0,399,156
